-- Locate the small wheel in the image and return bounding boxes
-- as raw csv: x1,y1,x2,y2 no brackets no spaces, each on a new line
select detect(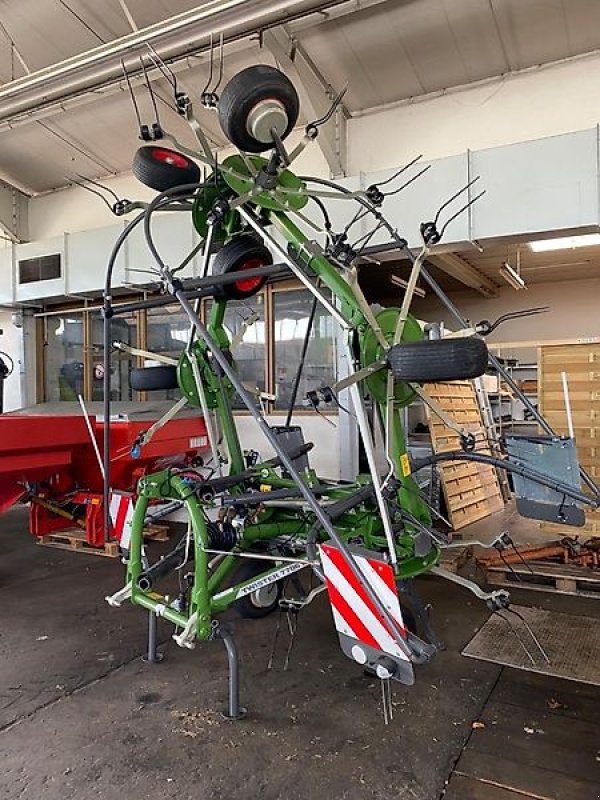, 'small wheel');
132,146,201,192
213,234,272,300
218,65,299,153
130,365,179,392
233,561,282,619
387,337,488,383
